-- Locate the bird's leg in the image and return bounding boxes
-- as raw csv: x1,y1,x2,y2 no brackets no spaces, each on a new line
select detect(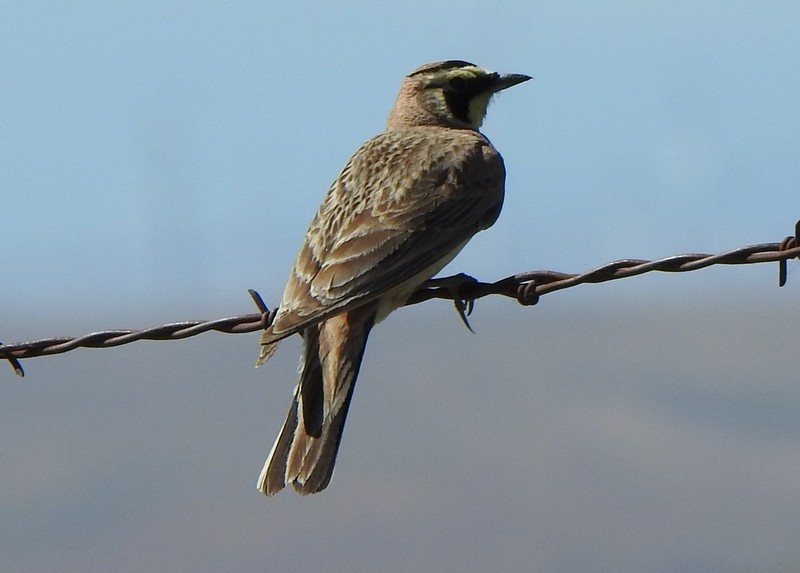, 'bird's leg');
423,273,479,332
